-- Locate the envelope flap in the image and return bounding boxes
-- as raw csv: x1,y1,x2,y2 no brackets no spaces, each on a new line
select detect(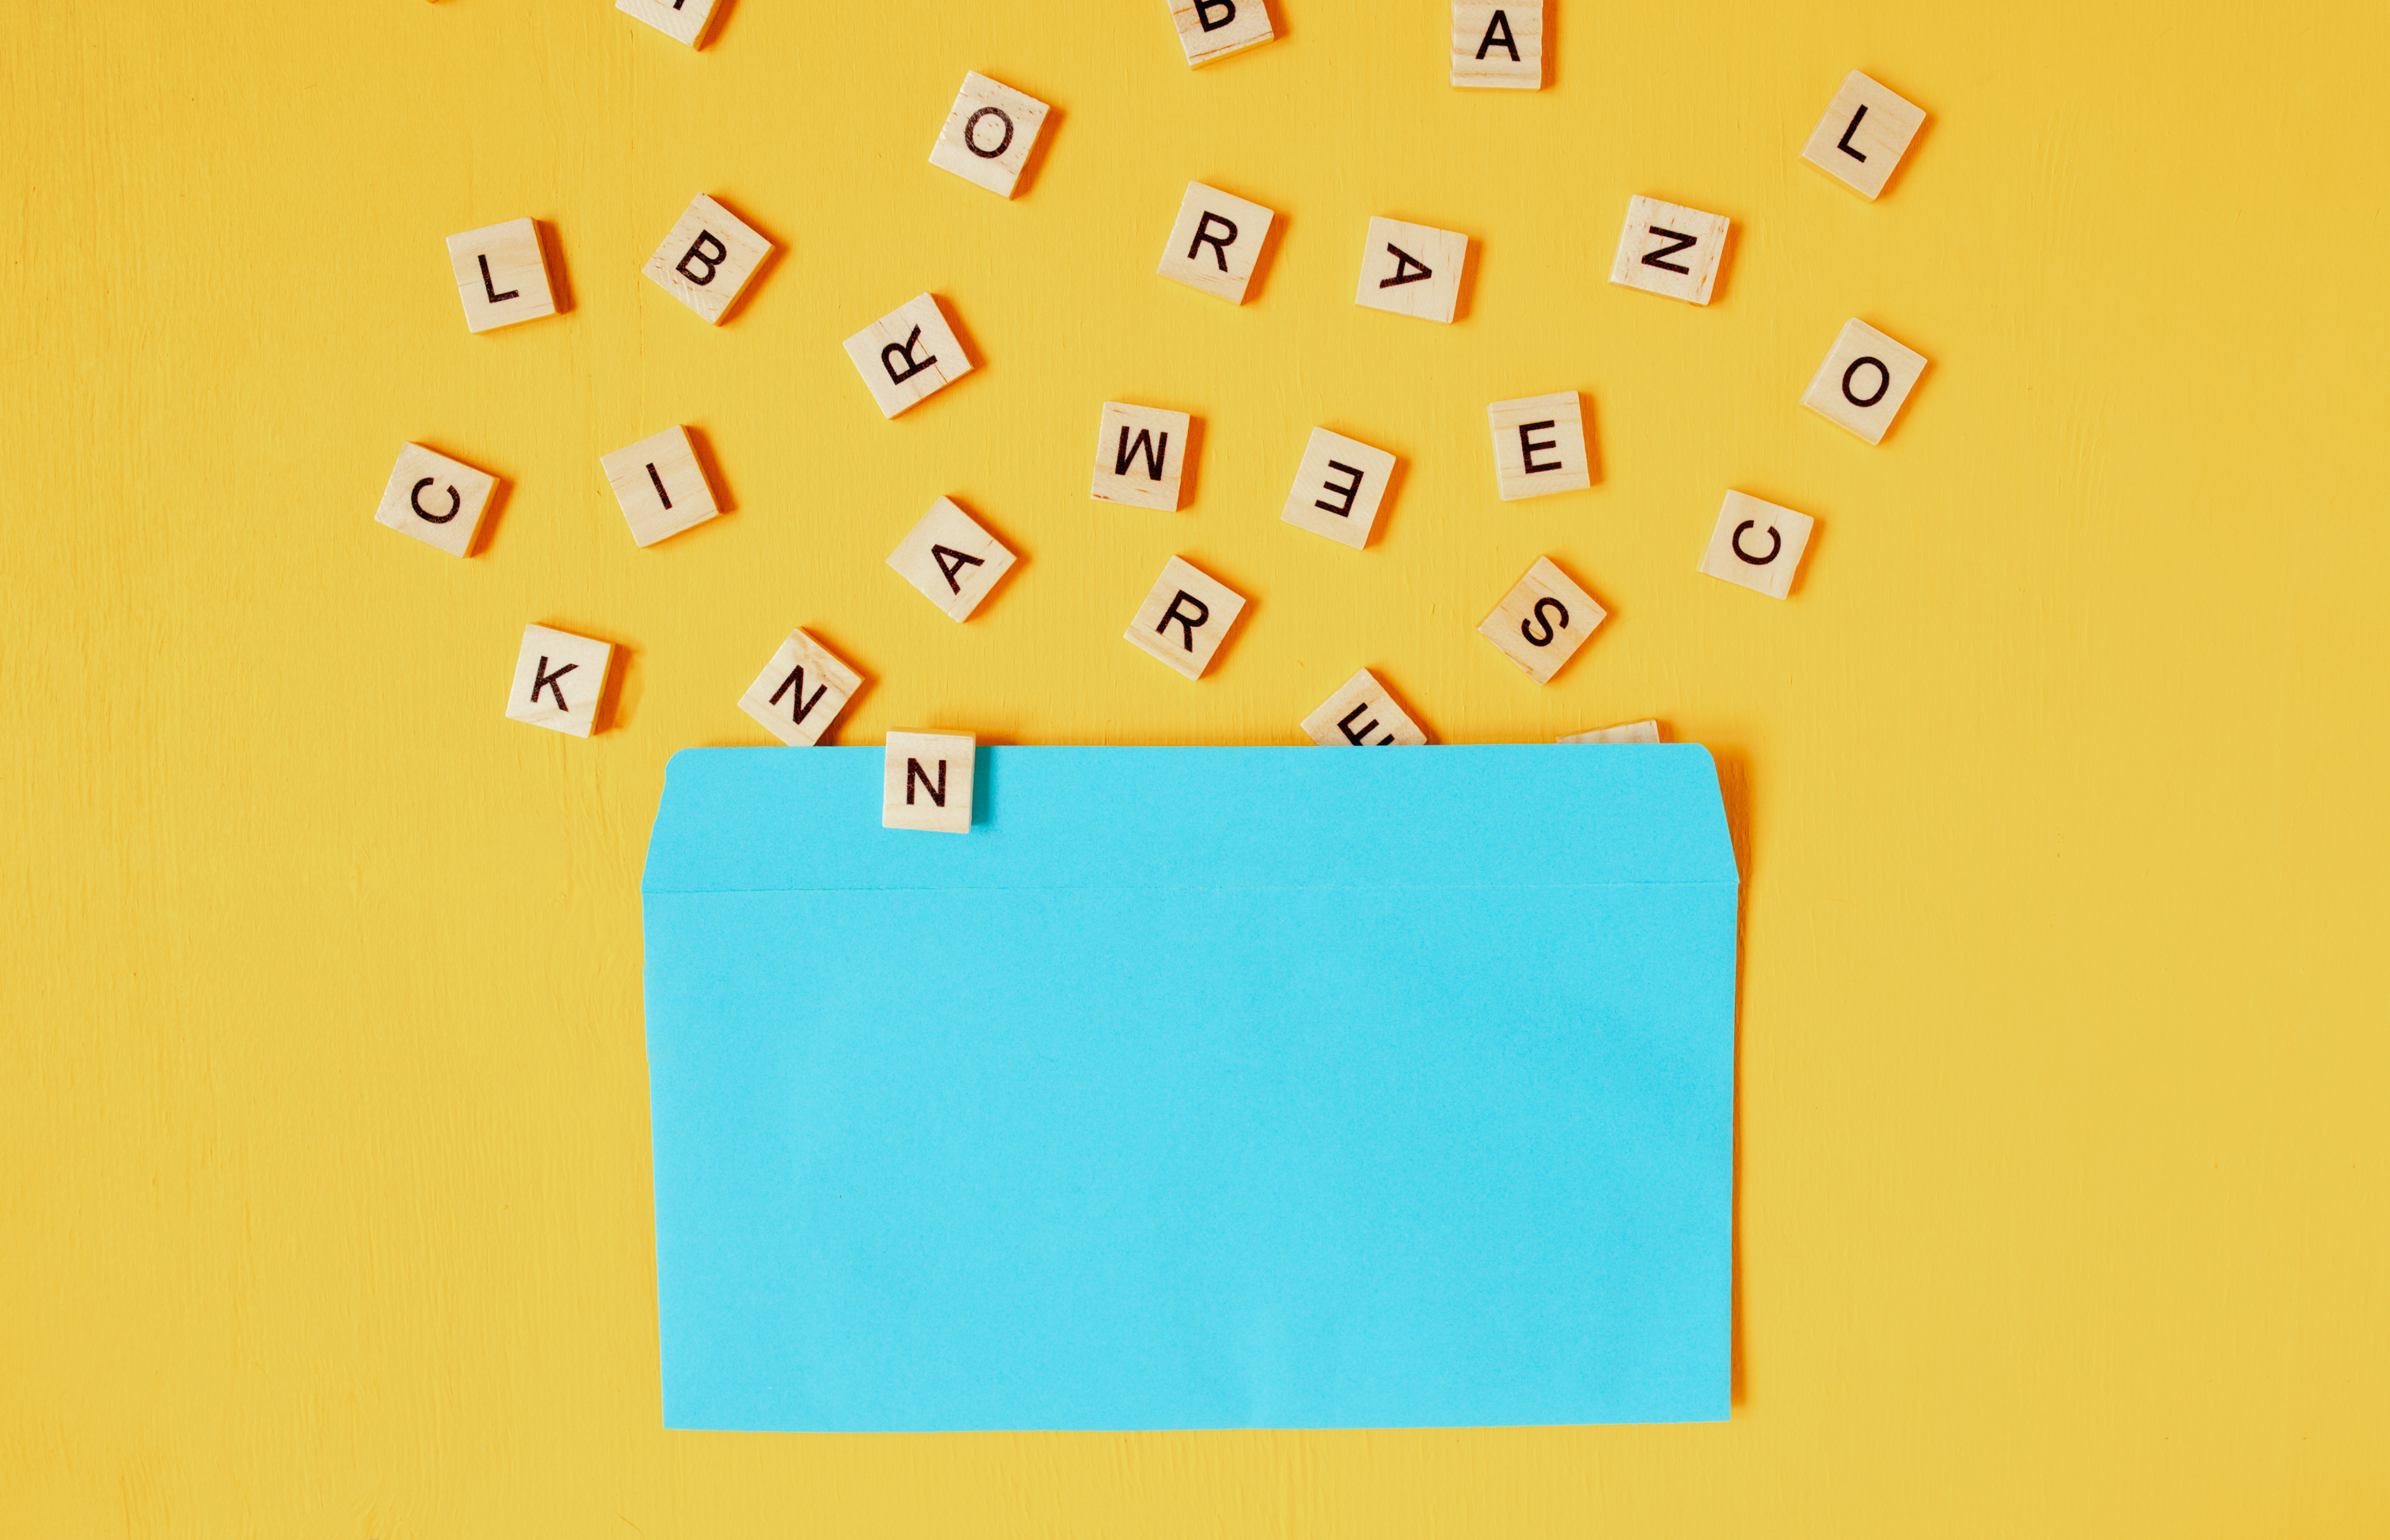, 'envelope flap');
643,745,1737,894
